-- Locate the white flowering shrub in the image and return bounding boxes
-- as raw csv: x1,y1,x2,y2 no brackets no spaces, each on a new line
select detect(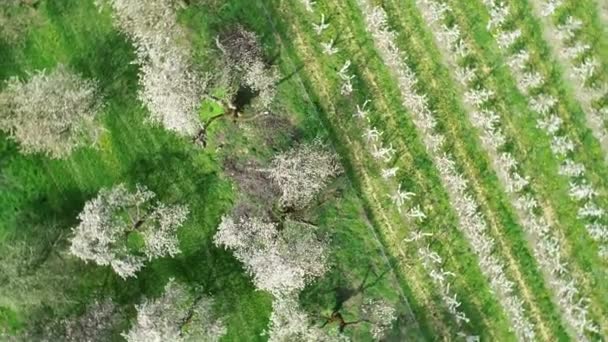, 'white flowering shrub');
122,279,226,342
0,65,103,158
69,183,189,278
266,295,349,342
361,299,397,340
